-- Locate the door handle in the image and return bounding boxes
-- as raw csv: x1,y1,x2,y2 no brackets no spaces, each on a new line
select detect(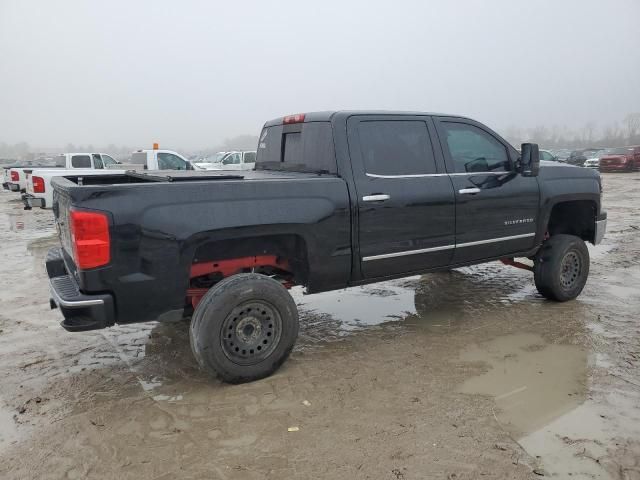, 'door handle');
458,187,481,195
362,194,390,202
